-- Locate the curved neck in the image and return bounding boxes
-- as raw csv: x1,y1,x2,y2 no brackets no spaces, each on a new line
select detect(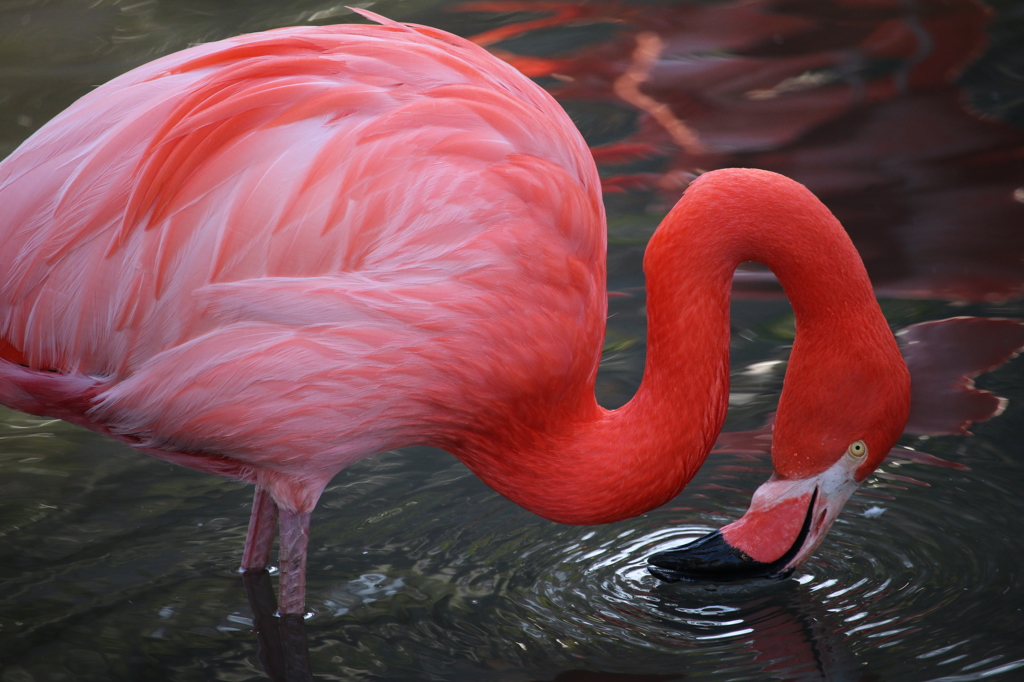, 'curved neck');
457,169,882,525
